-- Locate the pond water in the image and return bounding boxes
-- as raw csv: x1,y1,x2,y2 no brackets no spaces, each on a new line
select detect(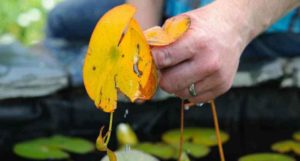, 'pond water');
1,87,300,161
